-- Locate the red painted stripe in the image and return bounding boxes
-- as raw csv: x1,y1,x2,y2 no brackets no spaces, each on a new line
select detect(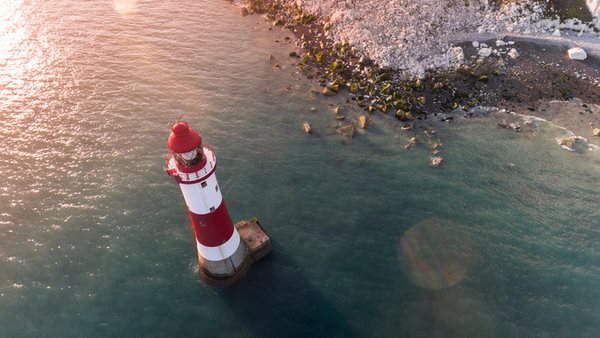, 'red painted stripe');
189,203,234,247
